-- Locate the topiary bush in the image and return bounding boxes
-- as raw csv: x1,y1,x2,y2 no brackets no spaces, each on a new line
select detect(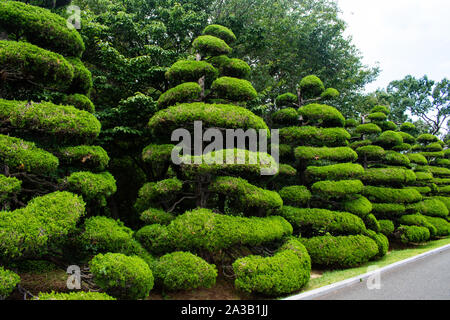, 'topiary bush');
140,208,175,226
343,196,373,218
294,146,357,162
154,252,217,291
192,35,232,56
396,225,430,244
363,186,422,204
37,291,116,300
0,267,20,299
233,238,310,296
299,75,325,99
157,82,202,108
279,186,311,207
298,103,345,127
203,24,237,44
311,180,364,198
211,77,258,101
300,235,379,268
305,163,364,181
280,126,350,147
379,220,395,237
165,60,218,86
89,253,154,300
